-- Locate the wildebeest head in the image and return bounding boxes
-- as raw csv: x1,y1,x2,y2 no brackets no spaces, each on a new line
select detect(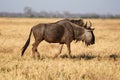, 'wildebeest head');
83,28,95,46
82,21,95,46
75,21,95,46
